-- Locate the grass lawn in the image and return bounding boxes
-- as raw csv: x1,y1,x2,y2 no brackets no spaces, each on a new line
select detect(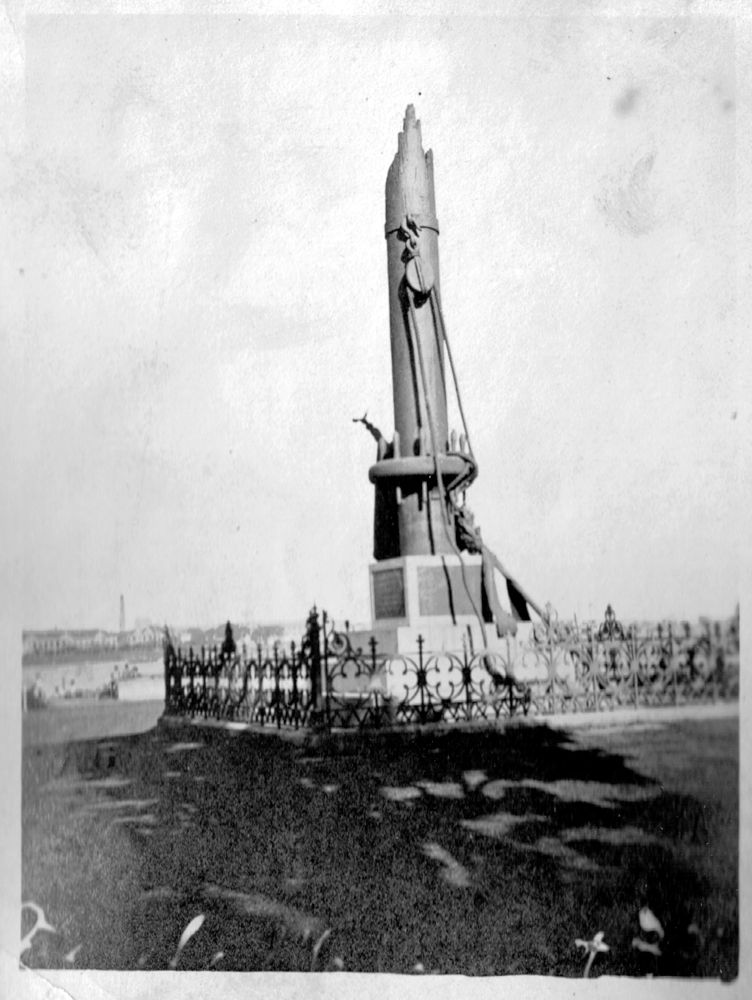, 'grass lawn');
21,706,738,978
